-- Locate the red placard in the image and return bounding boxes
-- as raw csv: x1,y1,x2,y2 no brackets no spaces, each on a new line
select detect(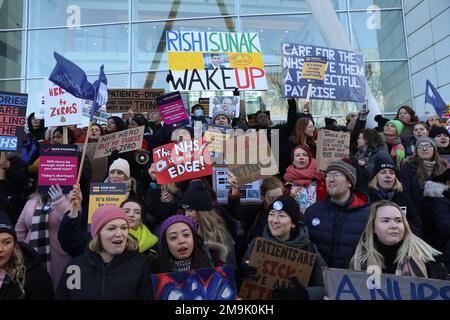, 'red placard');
153,138,212,184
